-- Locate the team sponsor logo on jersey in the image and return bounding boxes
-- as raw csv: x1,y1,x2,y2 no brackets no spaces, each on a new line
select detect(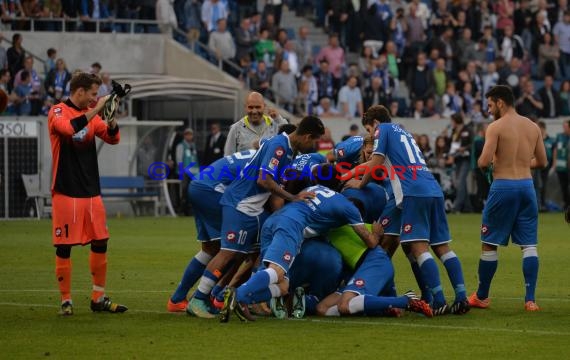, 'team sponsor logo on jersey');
226,231,236,243
53,107,62,117
55,227,62,237
481,224,489,235
381,217,390,227
268,157,279,170
72,127,89,142
337,149,345,157
354,279,365,288
283,251,292,263
275,147,285,158
403,224,412,233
